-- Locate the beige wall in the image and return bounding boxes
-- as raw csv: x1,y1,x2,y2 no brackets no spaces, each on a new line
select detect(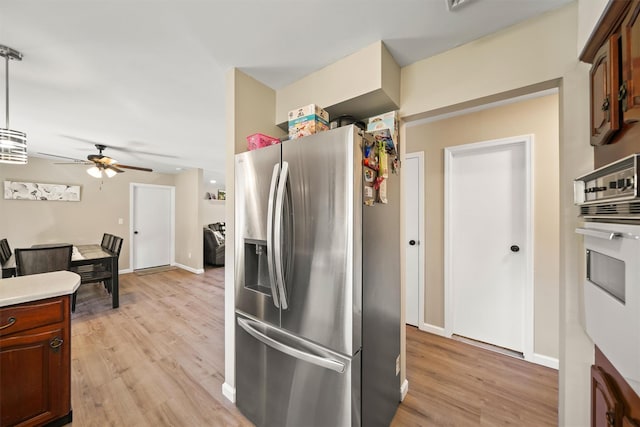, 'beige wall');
276,41,400,125
406,93,560,359
0,156,174,270
175,168,202,271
